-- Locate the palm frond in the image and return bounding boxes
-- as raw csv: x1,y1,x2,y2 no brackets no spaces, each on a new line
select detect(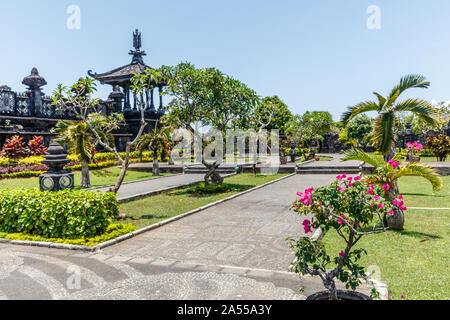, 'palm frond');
372,92,386,107
389,74,430,98
394,99,439,126
341,101,379,125
342,148,384,168
394,163,443,192
372,112,395,154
